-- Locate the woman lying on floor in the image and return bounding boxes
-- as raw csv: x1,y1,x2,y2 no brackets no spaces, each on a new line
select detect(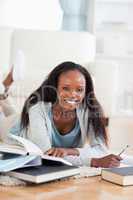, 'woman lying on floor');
1,61,132,168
